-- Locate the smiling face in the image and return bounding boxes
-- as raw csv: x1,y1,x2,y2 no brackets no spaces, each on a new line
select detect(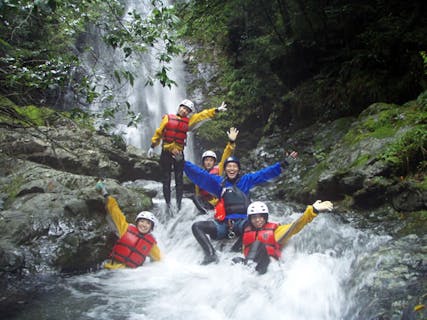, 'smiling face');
136,218,153,234
203,156,216,170
250,214,267,229
177,105,191,117
225,162,240,180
